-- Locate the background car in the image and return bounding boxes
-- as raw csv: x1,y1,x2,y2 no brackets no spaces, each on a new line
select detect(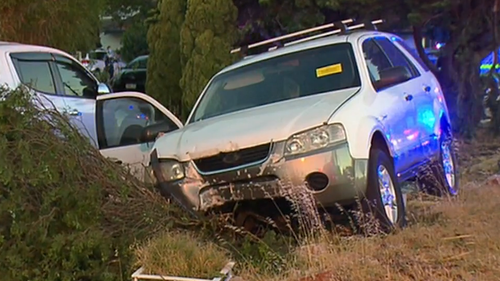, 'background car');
111,55,148,93
81,48,126,74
